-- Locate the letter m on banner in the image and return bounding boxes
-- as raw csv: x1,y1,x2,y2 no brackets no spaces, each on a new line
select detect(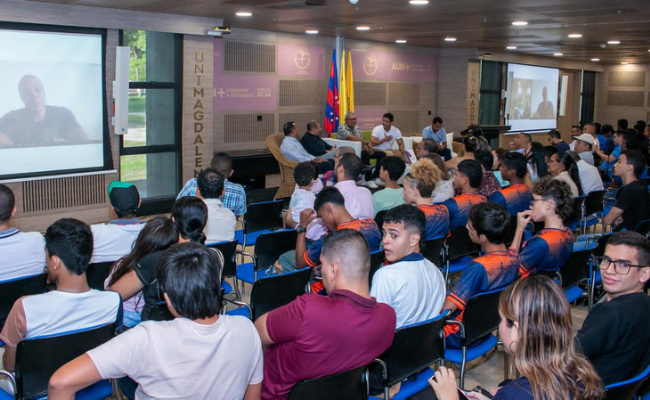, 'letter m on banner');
323,49,339,137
